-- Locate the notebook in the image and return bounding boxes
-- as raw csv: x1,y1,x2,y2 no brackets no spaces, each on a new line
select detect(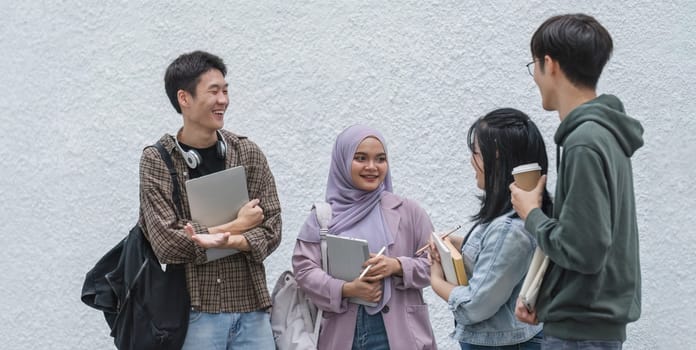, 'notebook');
325,234,378,307
432,231,460,285
519,247,549,311
185,166,249,262
443,239,468,285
